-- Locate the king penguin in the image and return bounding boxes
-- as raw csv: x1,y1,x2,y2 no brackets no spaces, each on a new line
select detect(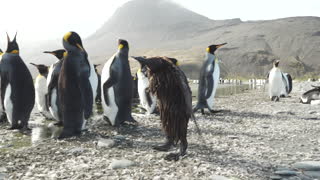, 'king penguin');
43,49,65,124
30,63,52,119
280,72,293,97
101,39,135,126
0,33,35,130
58,31,93,138
268,60,286,101
193,43,227,114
